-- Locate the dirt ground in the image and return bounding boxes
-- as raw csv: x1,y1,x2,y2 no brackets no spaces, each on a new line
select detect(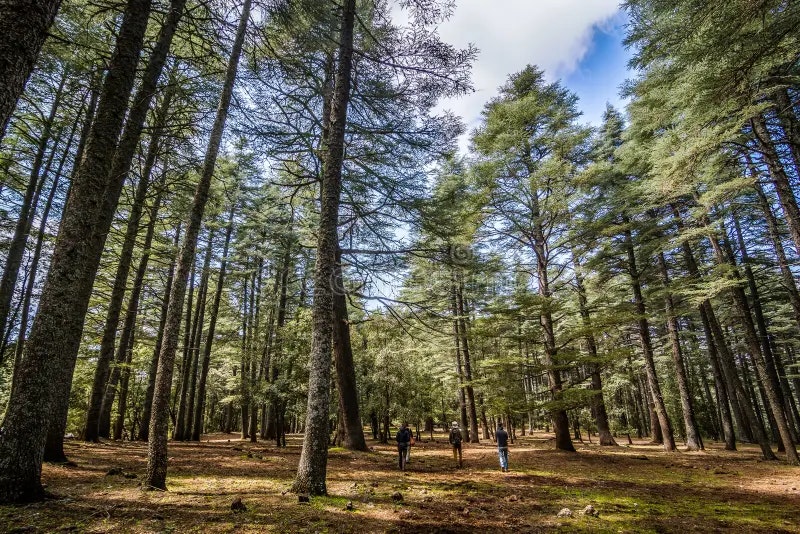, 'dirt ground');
1,431,798,533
